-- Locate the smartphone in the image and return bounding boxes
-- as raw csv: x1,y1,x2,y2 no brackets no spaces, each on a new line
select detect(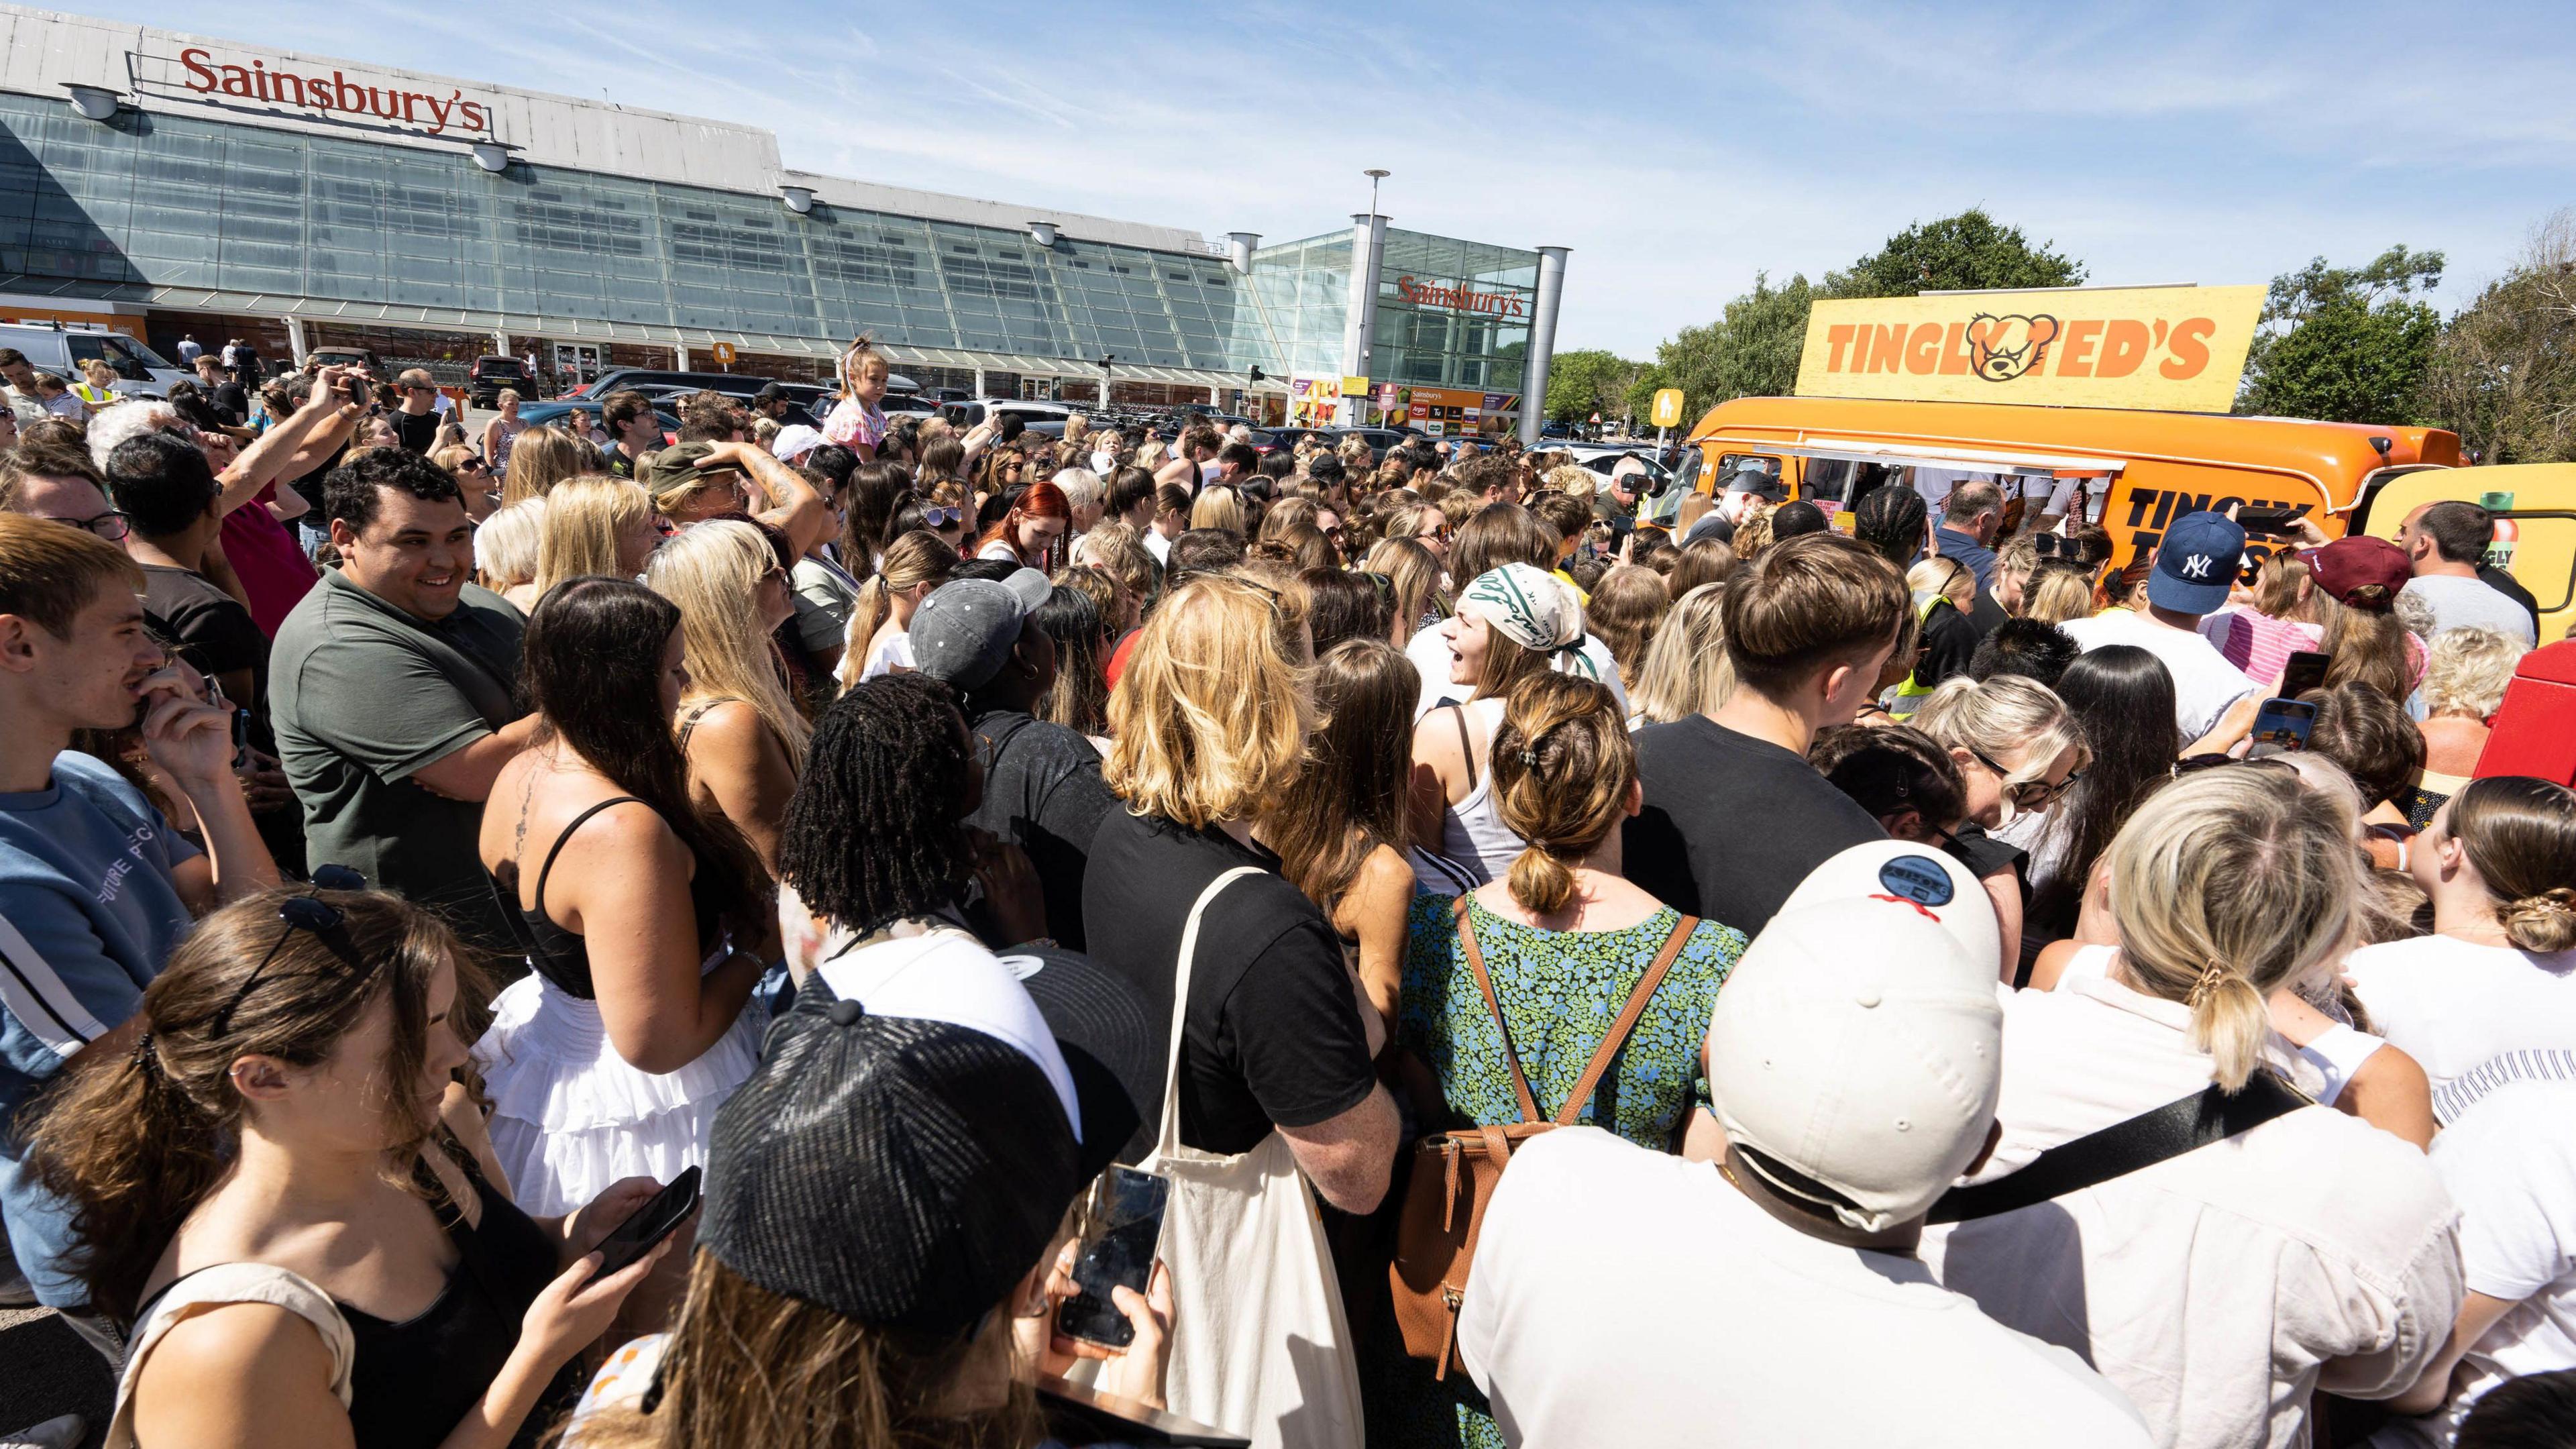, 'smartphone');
2247,698,2318,759
2235,504,2306,537
590,1167,700,1279
1055,1167,1170,1348
2278,649,2331,700
338,375,372,409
